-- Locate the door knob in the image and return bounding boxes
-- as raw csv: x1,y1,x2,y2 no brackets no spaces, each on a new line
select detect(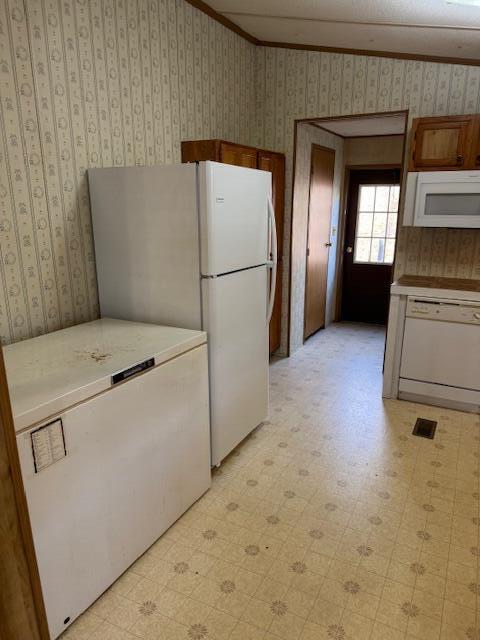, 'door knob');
325,242,332,247
346,246,353,254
